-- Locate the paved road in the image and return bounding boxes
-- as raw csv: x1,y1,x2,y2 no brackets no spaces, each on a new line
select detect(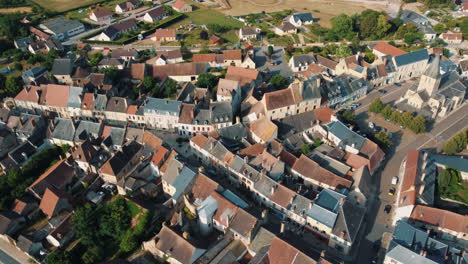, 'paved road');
354,90,468,264
0,249,21,264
